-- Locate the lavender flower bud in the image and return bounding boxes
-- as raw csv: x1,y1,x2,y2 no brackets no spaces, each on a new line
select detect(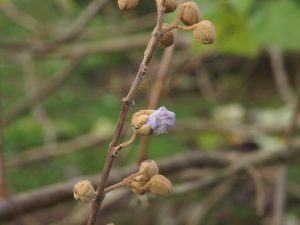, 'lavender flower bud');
147,107,175,135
